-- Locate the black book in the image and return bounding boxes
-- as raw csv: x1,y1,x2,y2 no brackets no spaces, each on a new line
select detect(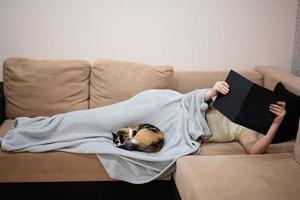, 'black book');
212,70,280,134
